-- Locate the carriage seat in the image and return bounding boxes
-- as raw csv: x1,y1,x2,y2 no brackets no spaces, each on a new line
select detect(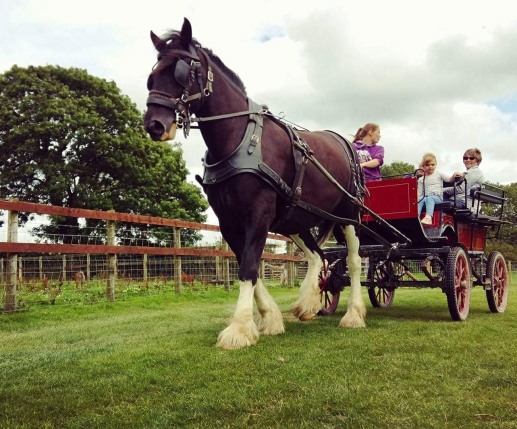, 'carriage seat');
434,185,480,218
470,184,507,225
435,184,506,223
470,185,505,205
434,200,472,218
